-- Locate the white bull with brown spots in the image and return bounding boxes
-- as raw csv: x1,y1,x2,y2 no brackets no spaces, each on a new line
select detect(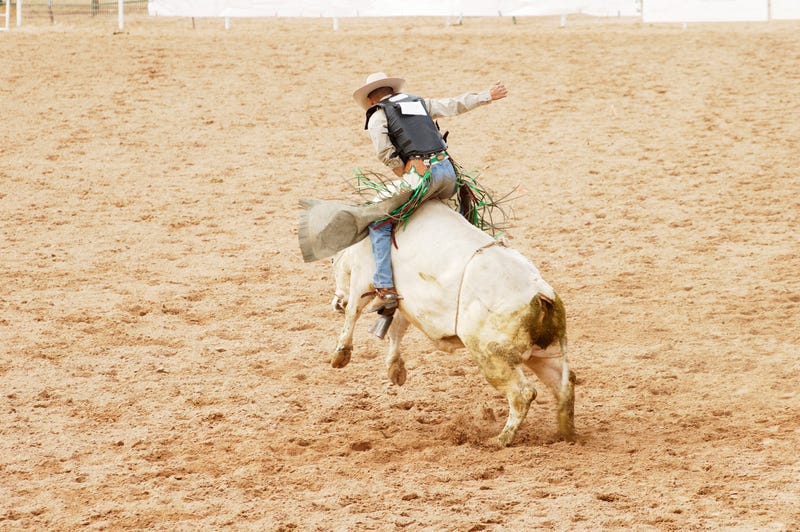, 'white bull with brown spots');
329,200,575,446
